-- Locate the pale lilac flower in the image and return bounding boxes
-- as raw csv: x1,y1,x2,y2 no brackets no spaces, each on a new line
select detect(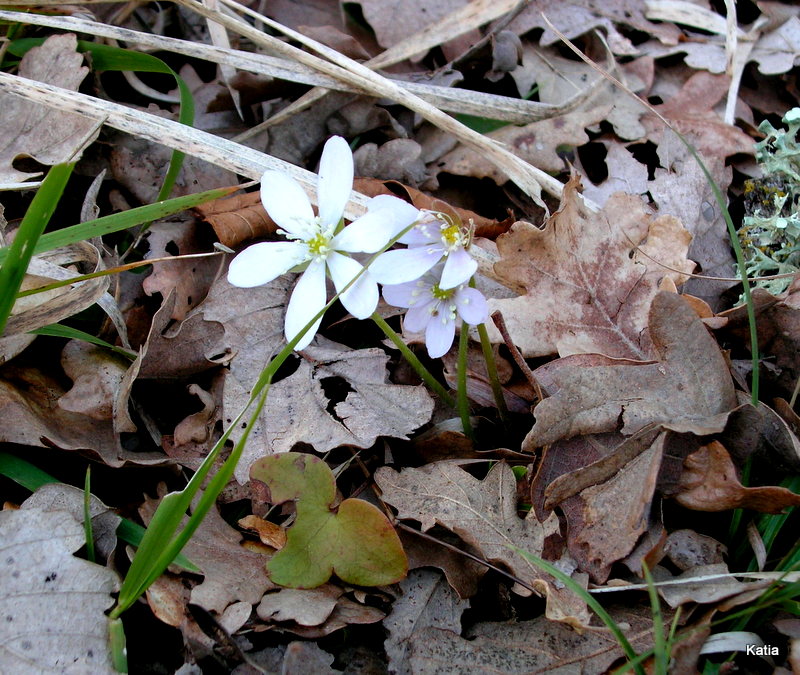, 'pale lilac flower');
369,210,478,289
227,136,419,350
383,265,488,358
